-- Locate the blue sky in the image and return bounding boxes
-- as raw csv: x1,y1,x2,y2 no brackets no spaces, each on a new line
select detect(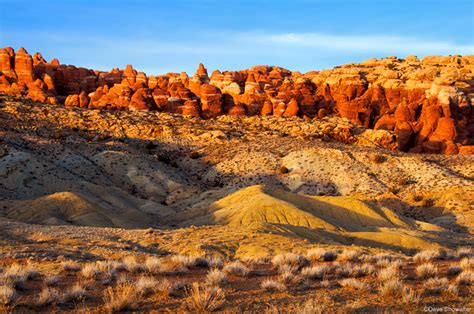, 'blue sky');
1,0,473,75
